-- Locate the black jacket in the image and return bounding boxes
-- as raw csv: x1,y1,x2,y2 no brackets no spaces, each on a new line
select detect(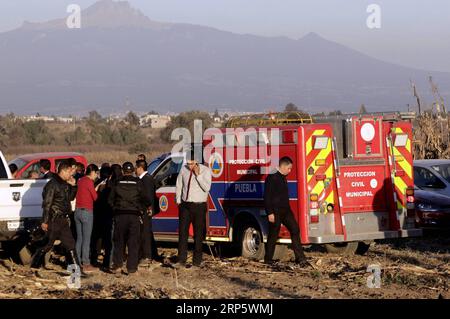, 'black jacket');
42,174,77,224
264,171,291,215
42,171,55,180
141,173,160,215
108,175,151,215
